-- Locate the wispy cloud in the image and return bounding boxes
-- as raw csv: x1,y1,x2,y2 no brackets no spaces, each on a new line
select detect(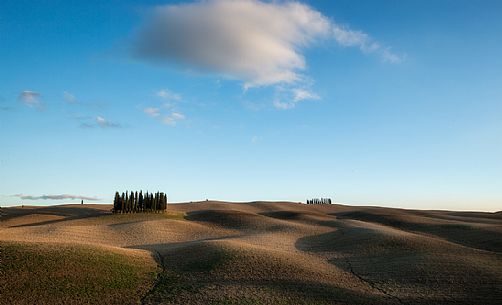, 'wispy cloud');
144,89,186,125
144,107,161,117
156,89,181,101
273,87,320,110
162,112,185,125
18,90,44,109
96,116,121,128
13,194,100,201
292,88,320,102
79,116,122,129
133,0,402,89
143,108,186,126
63,91,78,103
273,100,296,110
332,24,403,63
